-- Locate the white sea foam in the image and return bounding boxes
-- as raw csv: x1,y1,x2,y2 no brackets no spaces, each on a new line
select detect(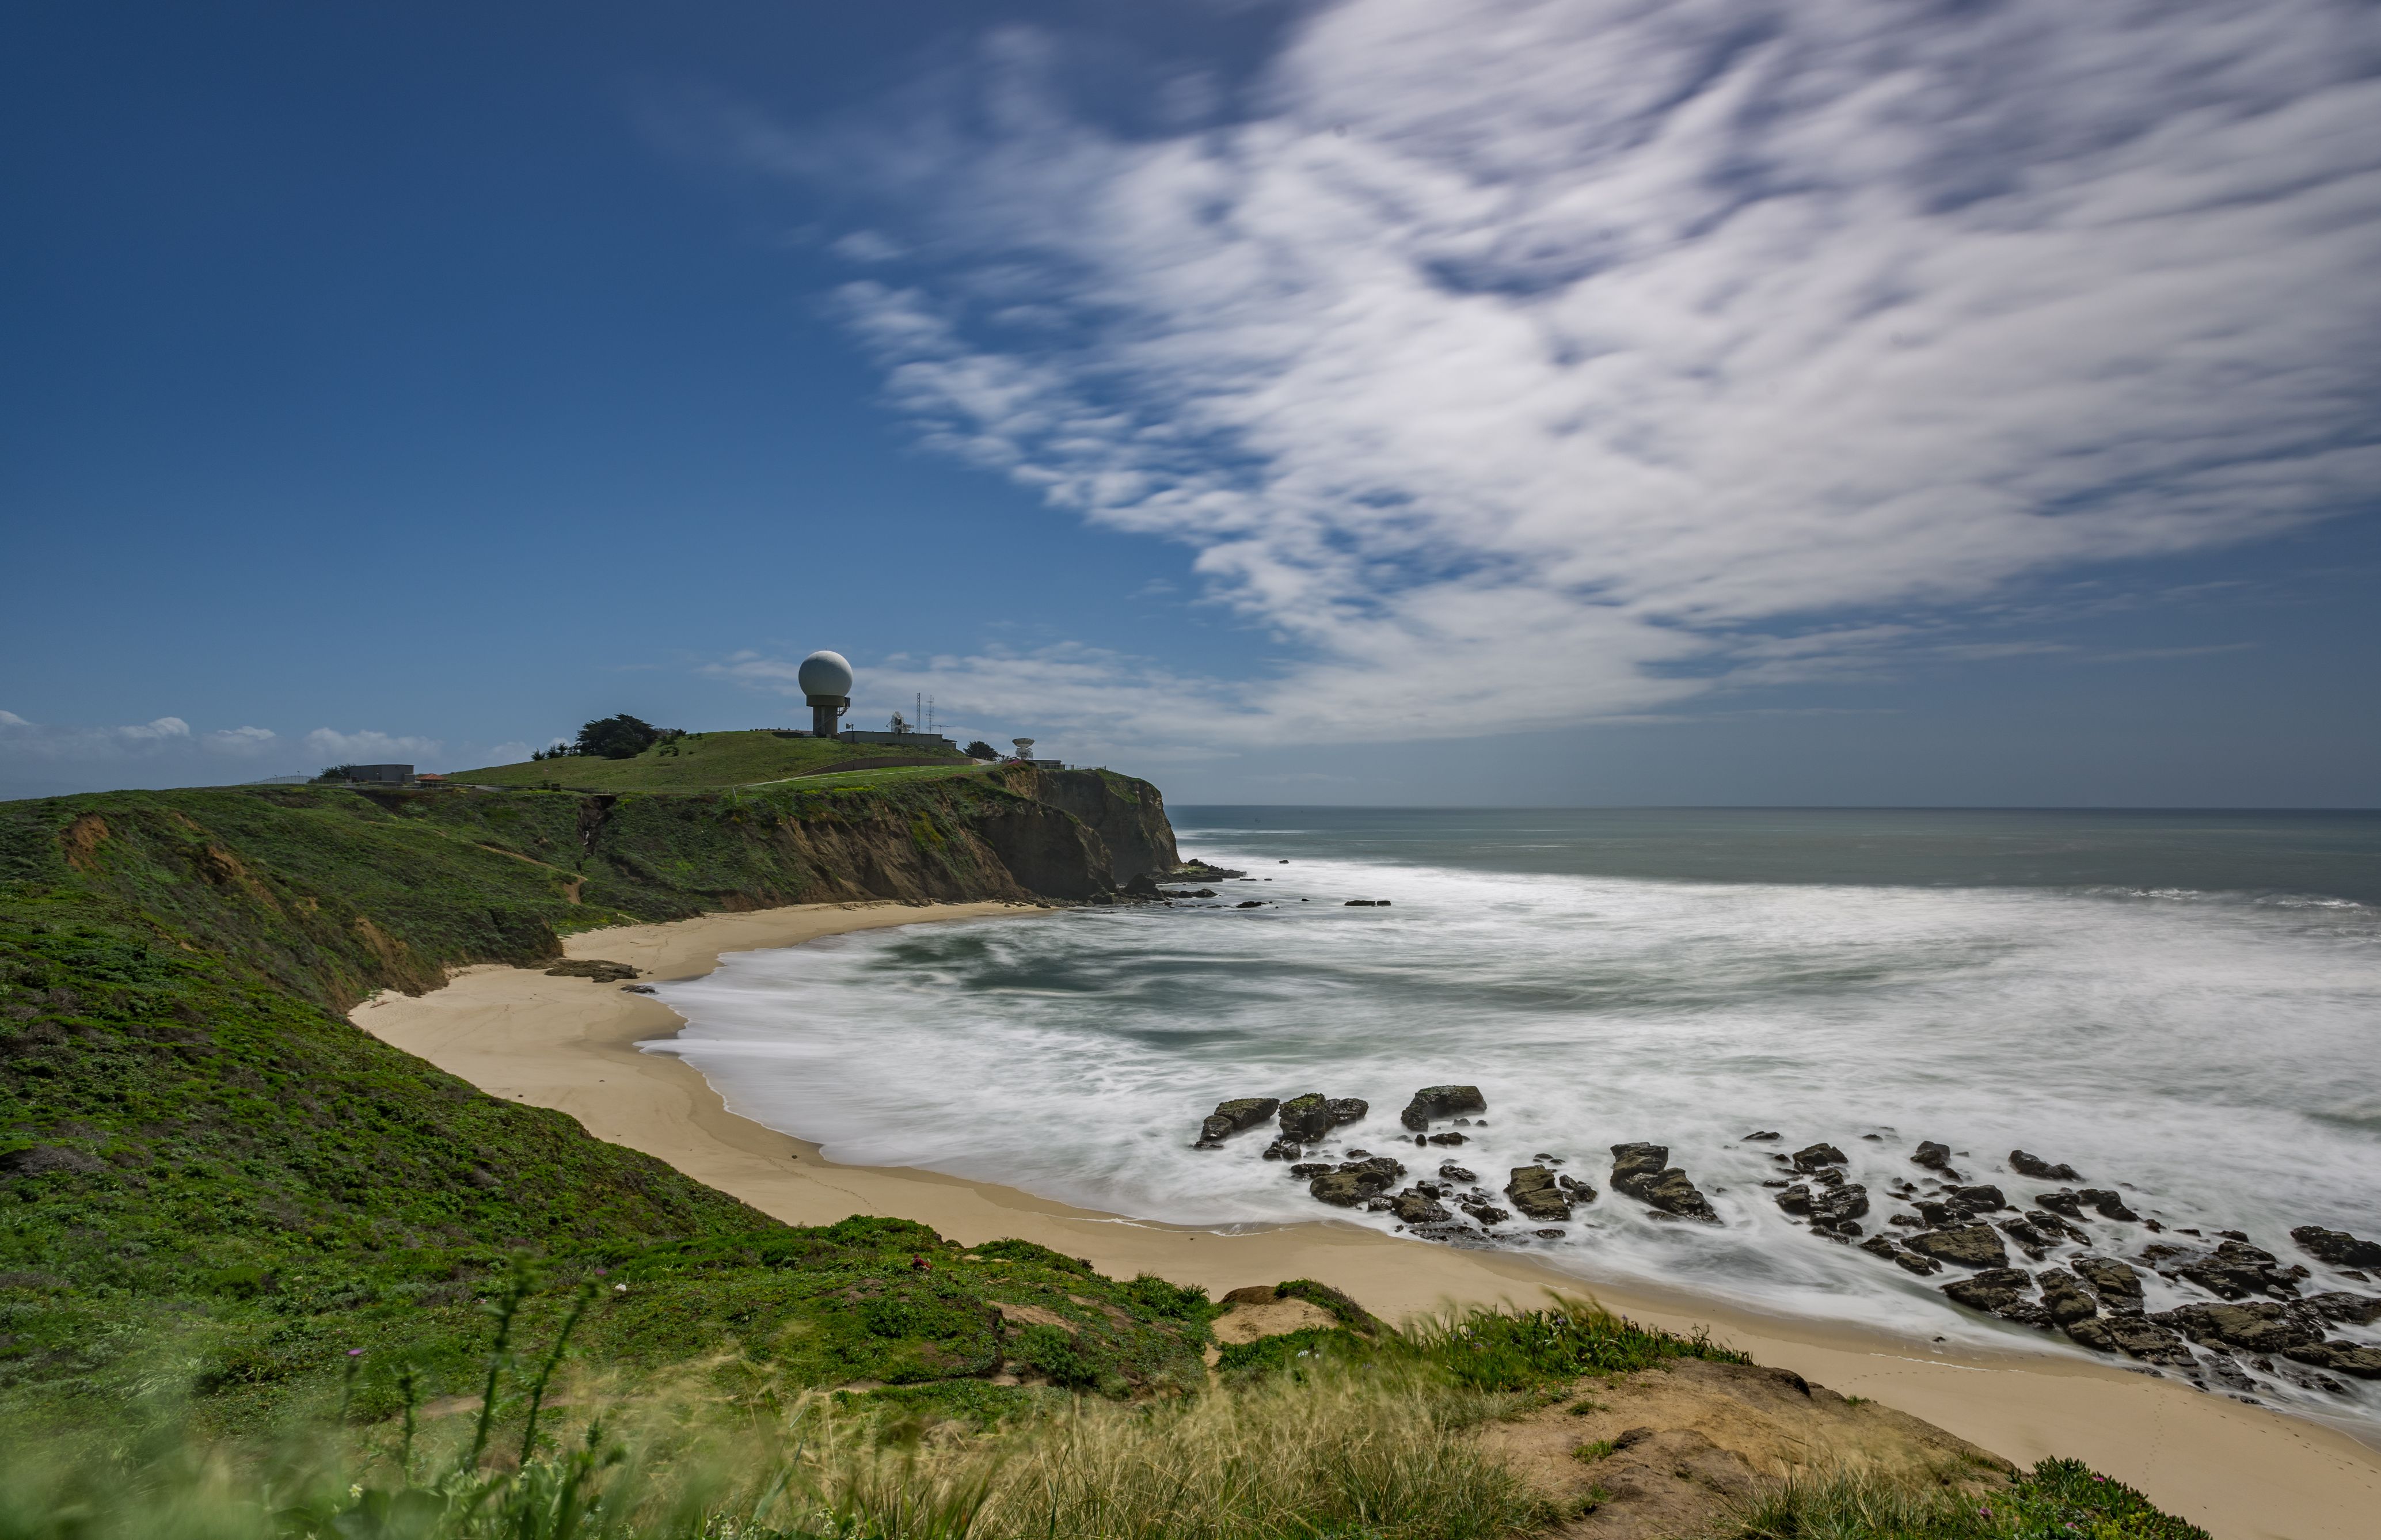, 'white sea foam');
649,846,2381,1420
